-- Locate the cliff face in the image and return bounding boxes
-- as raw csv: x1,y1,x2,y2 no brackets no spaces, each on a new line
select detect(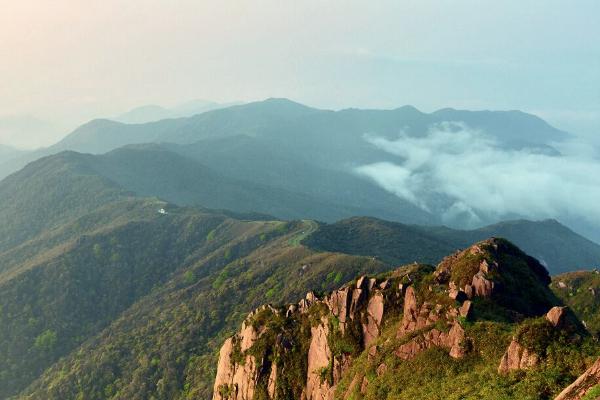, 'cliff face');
212,238,582,400
212,274,398,400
